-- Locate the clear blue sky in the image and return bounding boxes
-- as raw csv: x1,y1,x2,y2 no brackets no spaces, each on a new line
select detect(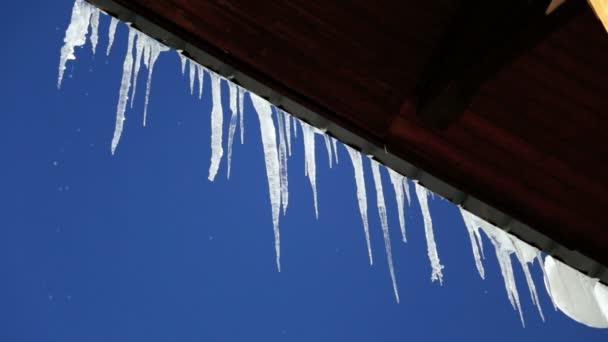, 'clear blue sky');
0,1,606,341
